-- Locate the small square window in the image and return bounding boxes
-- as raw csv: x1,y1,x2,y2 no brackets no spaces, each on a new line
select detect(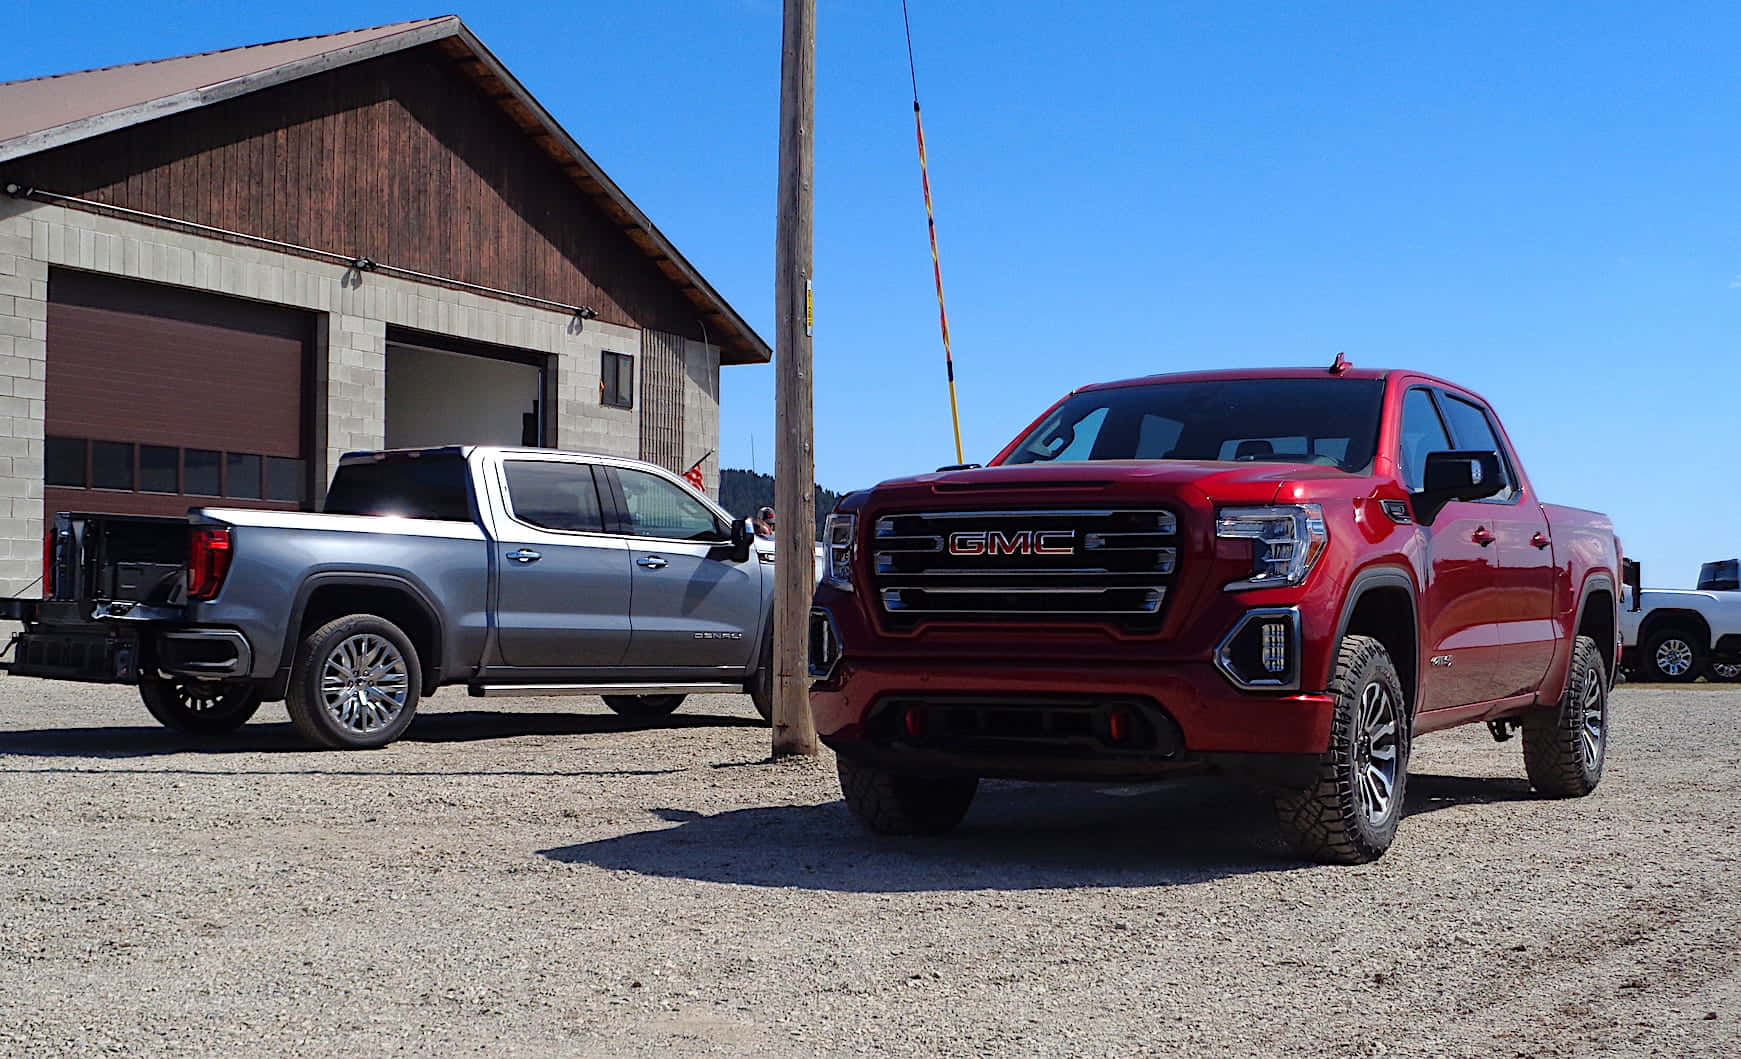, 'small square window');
140,446,179,494
601,351,633,409
91,441,134,491
225,453,262,499
266,457,305,503
185,449,221,496
46,437,87,488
